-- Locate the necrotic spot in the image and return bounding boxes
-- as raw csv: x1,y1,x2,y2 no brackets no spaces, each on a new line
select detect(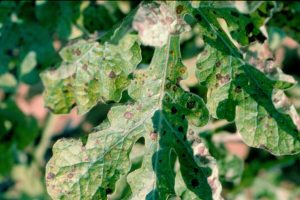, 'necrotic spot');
187,100,196,109
246,23,254,34
178,126,184,132
191,179,199,187
195,14,202,22
171,106,177,114
105,188,112,194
